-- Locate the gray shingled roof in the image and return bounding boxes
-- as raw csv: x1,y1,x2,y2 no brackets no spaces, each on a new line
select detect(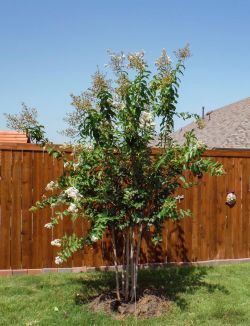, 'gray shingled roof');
172,97,250,149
